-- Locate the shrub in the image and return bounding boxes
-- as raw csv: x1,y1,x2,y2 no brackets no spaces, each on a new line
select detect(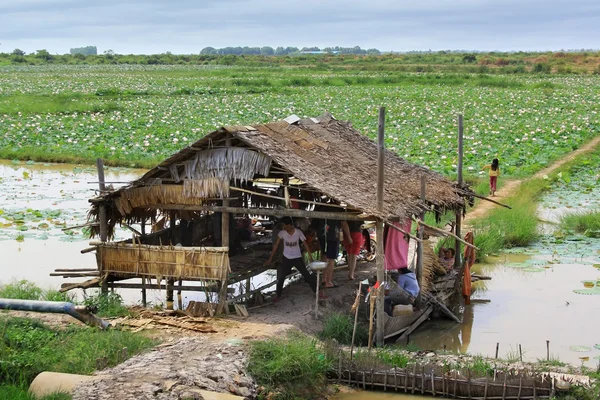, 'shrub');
319,312,368,346
560,210,600,236
83,292,129,318
248,332,331,399
0,280,43,300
